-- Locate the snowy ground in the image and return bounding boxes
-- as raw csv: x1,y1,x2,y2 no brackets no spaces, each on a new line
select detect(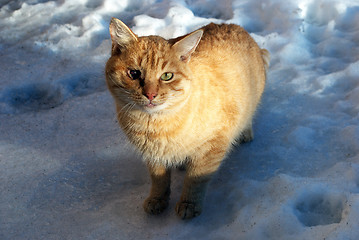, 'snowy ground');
1,0,359,239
